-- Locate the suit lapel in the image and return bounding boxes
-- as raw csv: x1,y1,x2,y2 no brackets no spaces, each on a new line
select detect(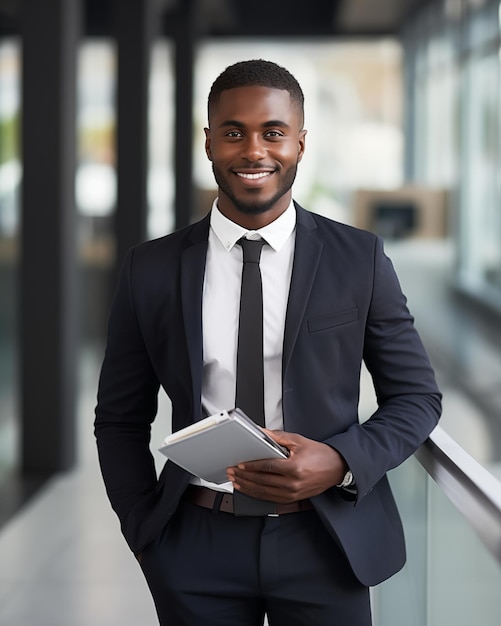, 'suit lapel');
178,206,322,415
180,215,210,417
283,204,323,376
